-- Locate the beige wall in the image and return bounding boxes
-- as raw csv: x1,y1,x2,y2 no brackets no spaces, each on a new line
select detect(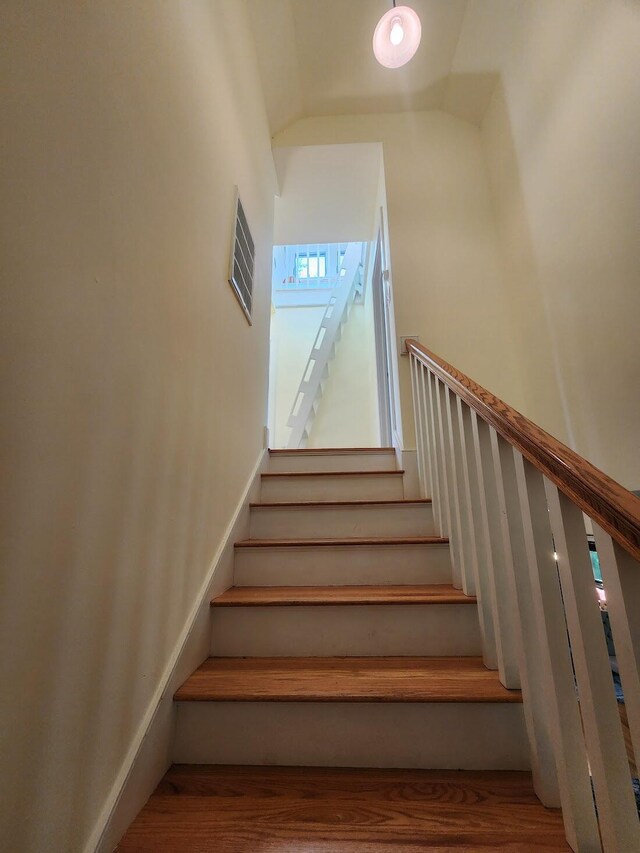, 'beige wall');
273,143,382,245
478,0,640,487
308,296,381,449
0,2,275,850
271,306,325,447
270,299,380,449
274,112,520,449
